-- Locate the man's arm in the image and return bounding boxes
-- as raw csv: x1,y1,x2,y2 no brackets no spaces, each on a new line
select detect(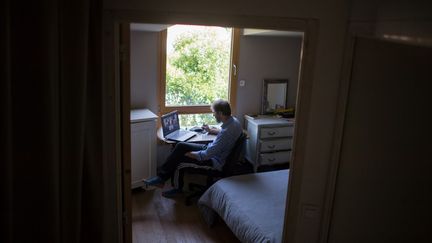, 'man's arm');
202,124,220,135
184,136,225,162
